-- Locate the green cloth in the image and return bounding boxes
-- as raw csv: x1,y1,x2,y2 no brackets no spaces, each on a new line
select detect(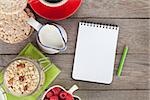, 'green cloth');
1,43,61,100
